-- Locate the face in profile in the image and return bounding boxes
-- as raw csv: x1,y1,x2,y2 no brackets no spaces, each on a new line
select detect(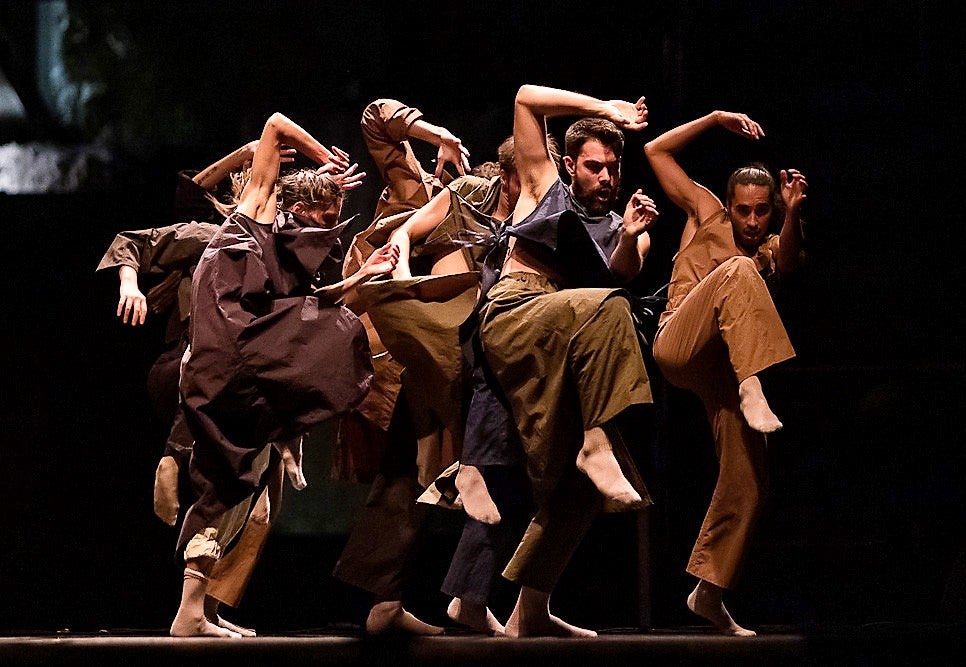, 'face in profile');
728,183,773,251
566,139,620,216
292,199,343,228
